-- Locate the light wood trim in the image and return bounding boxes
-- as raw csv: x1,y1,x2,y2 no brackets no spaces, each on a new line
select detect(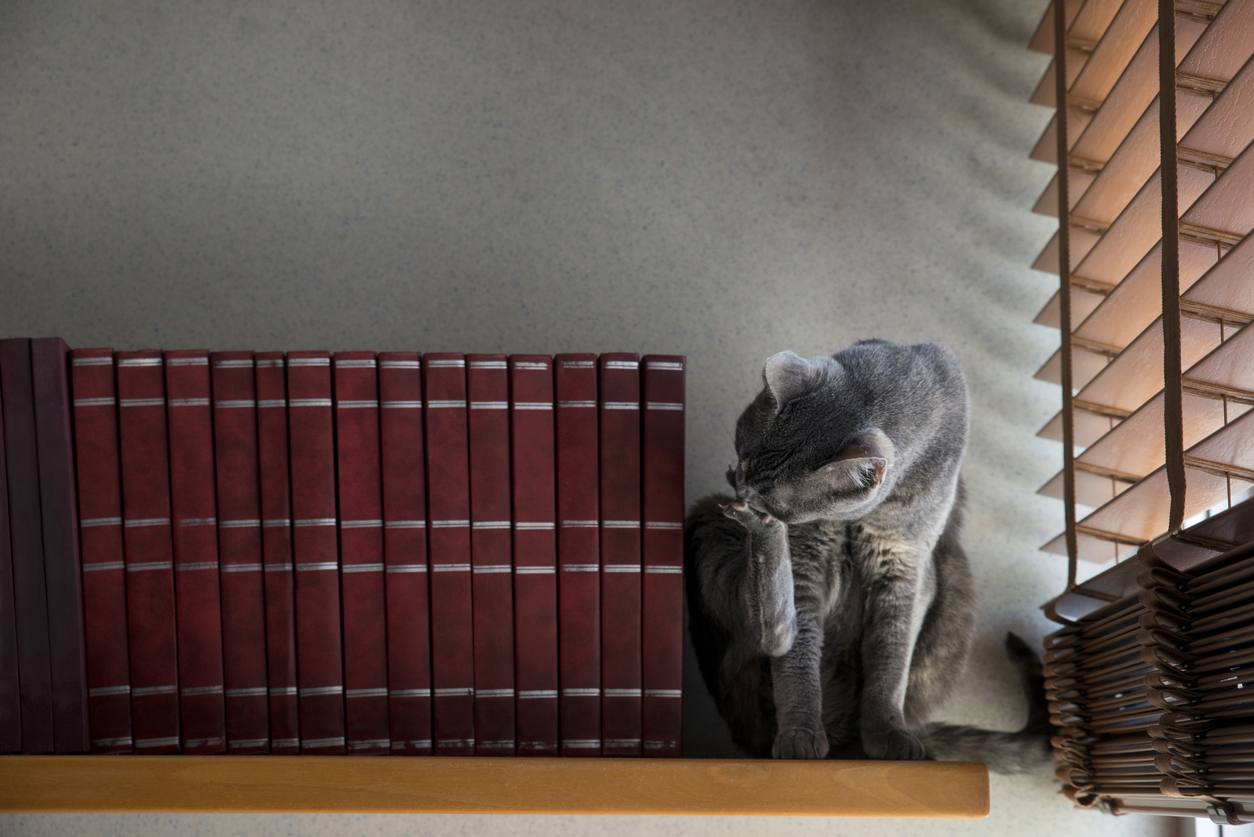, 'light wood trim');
0,756,990,818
